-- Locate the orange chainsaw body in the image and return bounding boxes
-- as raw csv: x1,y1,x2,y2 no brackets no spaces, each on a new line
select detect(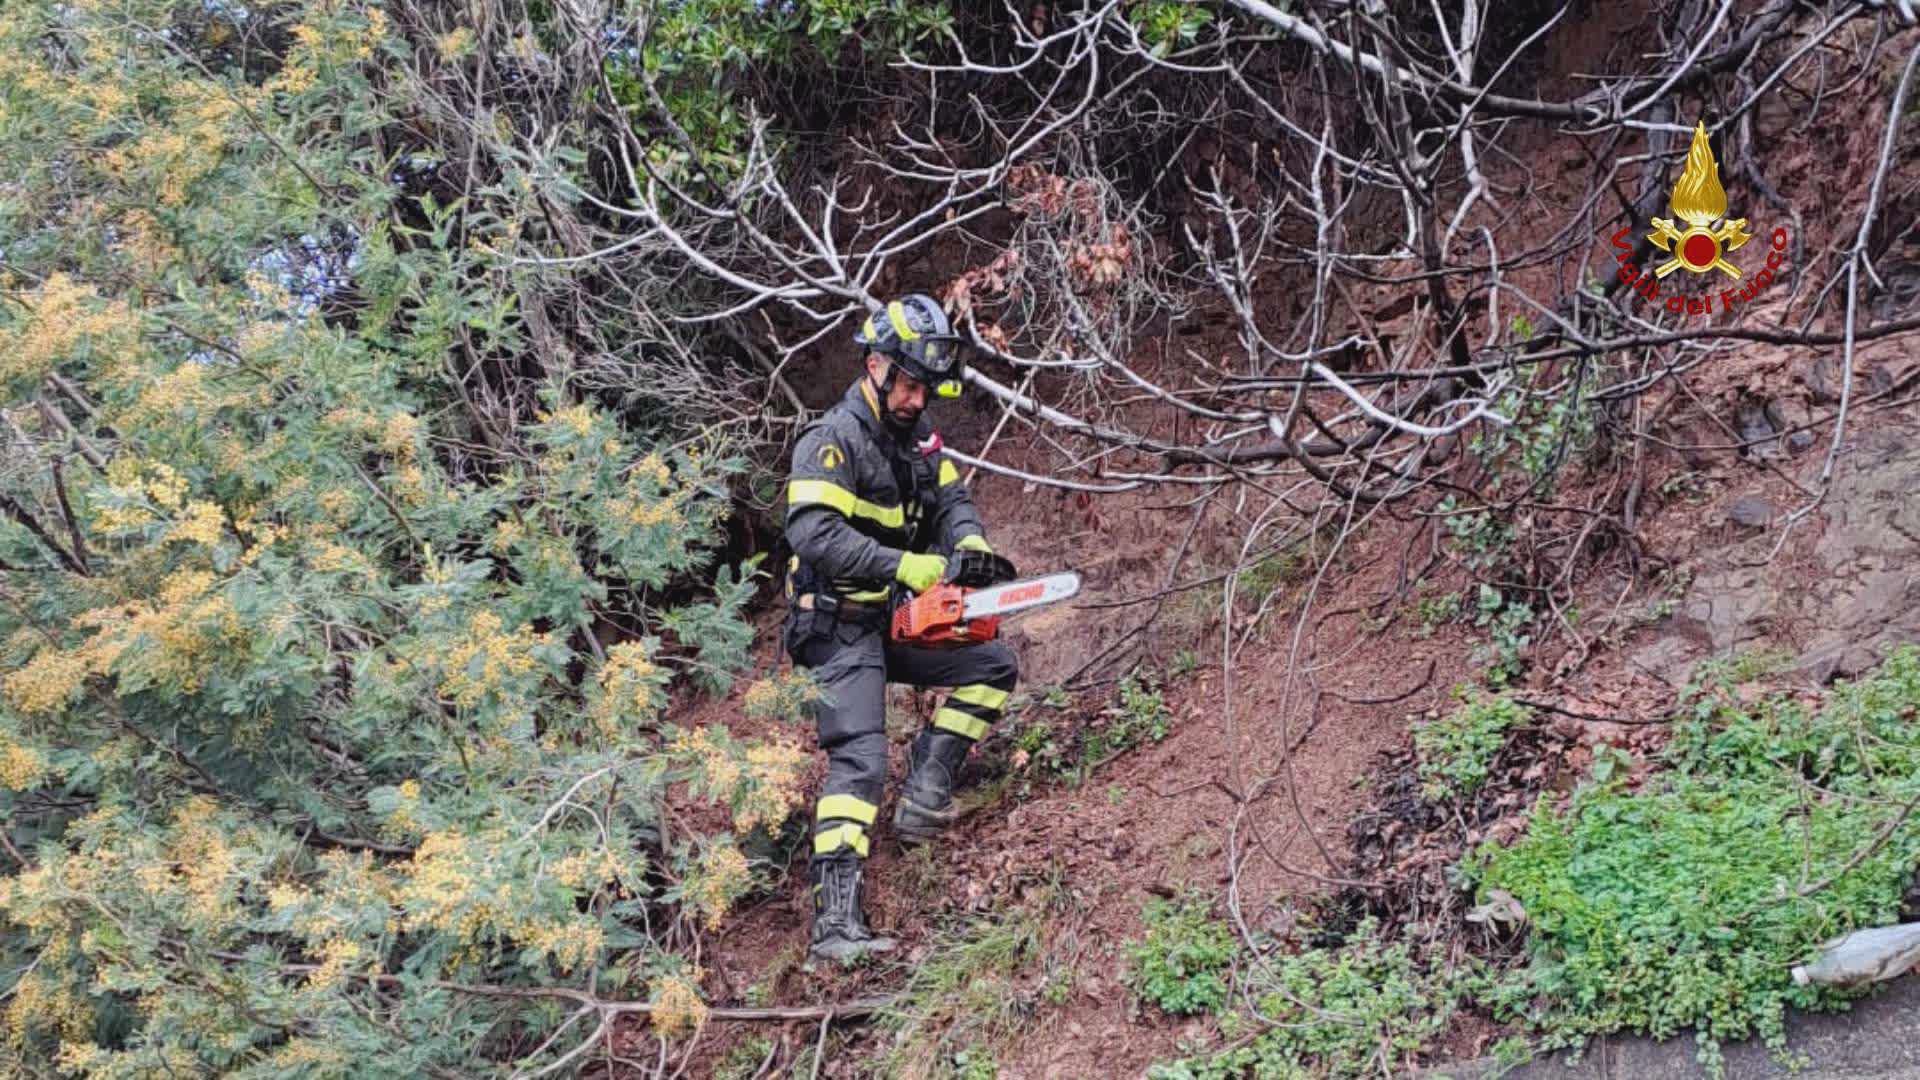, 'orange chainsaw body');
890,583,1002,647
